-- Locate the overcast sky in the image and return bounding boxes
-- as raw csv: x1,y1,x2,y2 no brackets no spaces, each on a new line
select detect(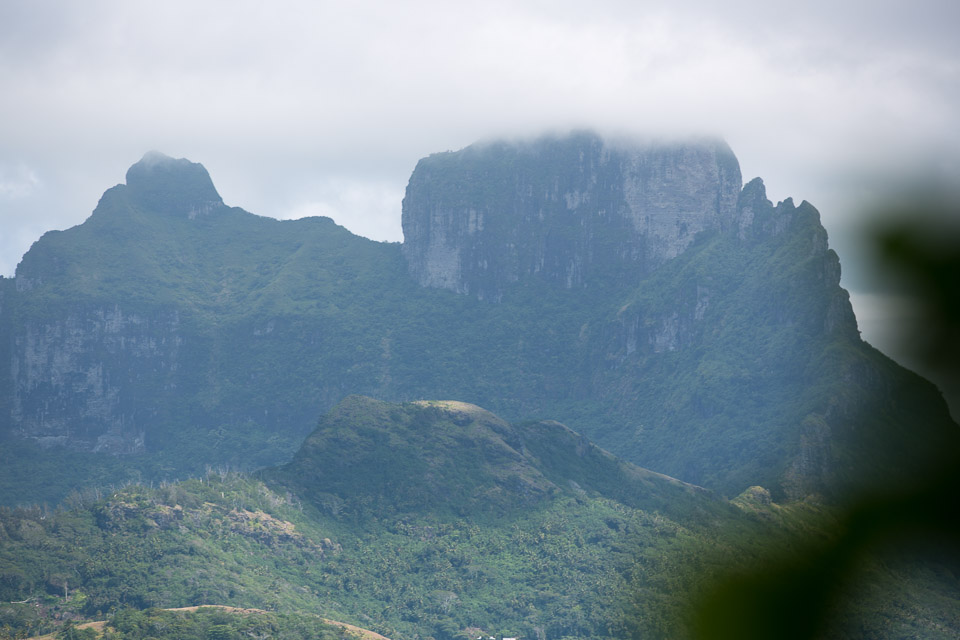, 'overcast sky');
2,0,958,356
